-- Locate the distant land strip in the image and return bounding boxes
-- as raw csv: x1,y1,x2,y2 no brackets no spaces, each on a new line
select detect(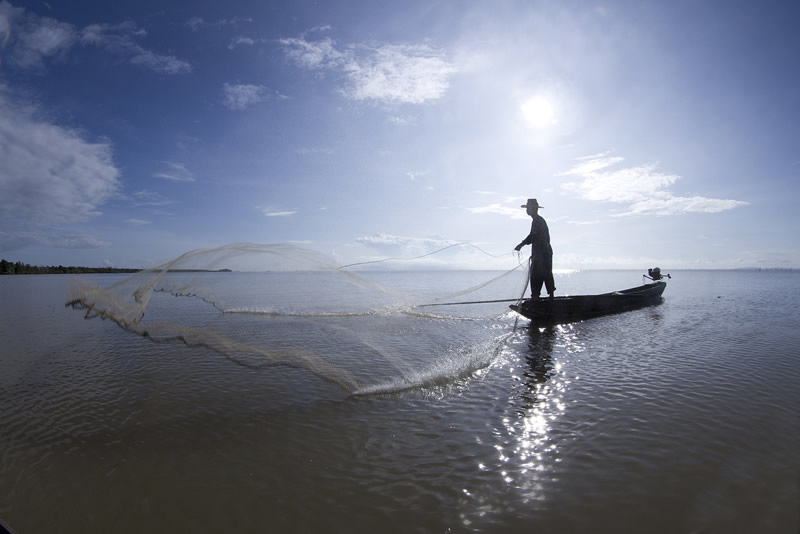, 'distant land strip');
0,259,231,275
